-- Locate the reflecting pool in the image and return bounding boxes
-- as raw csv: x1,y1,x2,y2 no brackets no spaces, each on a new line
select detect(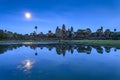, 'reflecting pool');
0,44,120,80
